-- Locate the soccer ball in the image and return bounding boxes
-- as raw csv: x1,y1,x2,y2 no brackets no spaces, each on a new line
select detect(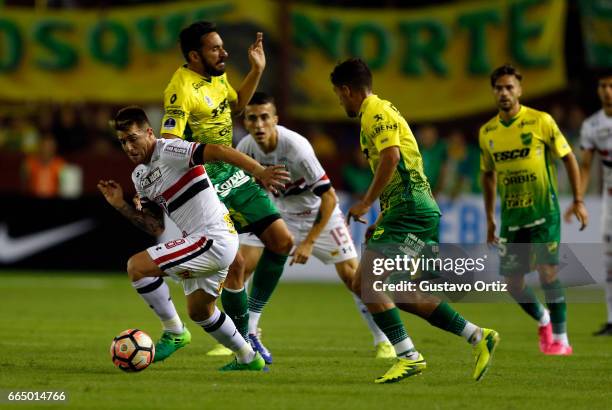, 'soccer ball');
110,329,155,372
